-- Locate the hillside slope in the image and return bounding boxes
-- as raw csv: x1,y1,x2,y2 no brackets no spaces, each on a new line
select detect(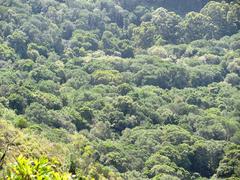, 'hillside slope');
0,0,240,179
